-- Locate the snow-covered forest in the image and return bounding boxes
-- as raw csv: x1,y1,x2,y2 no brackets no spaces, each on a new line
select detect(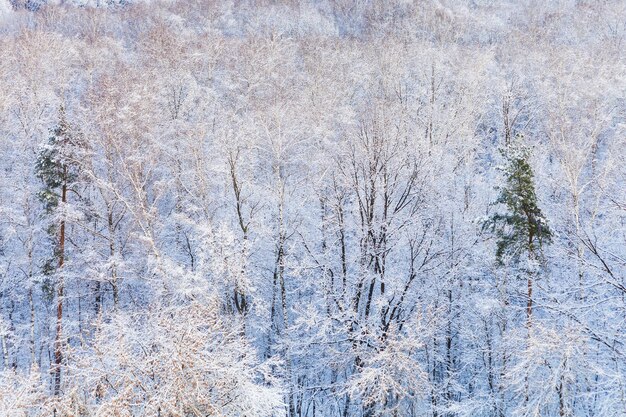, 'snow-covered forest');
0,0,625,415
